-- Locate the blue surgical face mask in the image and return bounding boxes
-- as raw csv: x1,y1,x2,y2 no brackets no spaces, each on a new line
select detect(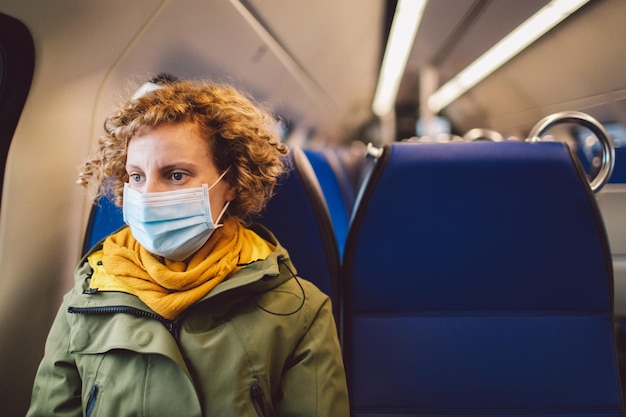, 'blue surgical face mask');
122,170,230,261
